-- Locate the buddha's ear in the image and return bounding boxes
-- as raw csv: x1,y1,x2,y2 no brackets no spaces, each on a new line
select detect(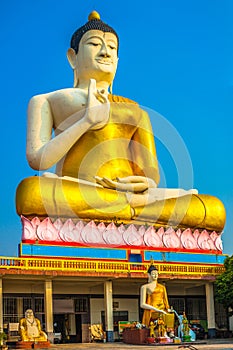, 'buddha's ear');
67,48,77,69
